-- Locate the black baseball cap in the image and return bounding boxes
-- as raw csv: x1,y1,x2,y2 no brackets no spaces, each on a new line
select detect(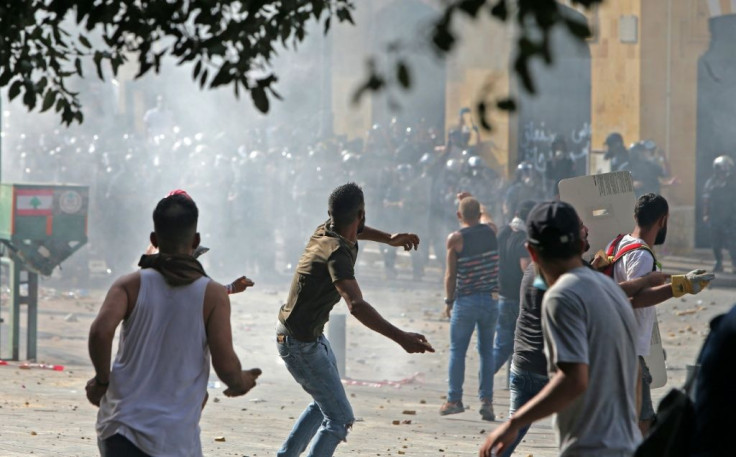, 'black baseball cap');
526,201,581,257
